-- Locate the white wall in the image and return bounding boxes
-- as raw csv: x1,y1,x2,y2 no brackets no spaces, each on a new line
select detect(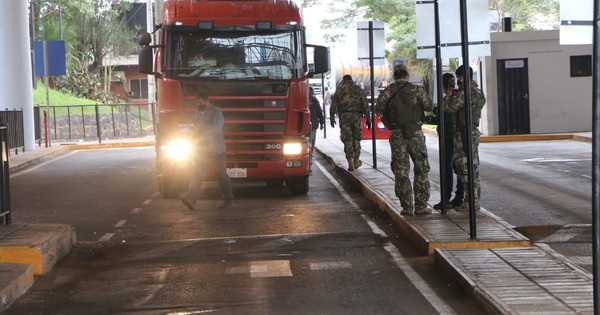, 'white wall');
483,30,592,135
0,1,34,150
